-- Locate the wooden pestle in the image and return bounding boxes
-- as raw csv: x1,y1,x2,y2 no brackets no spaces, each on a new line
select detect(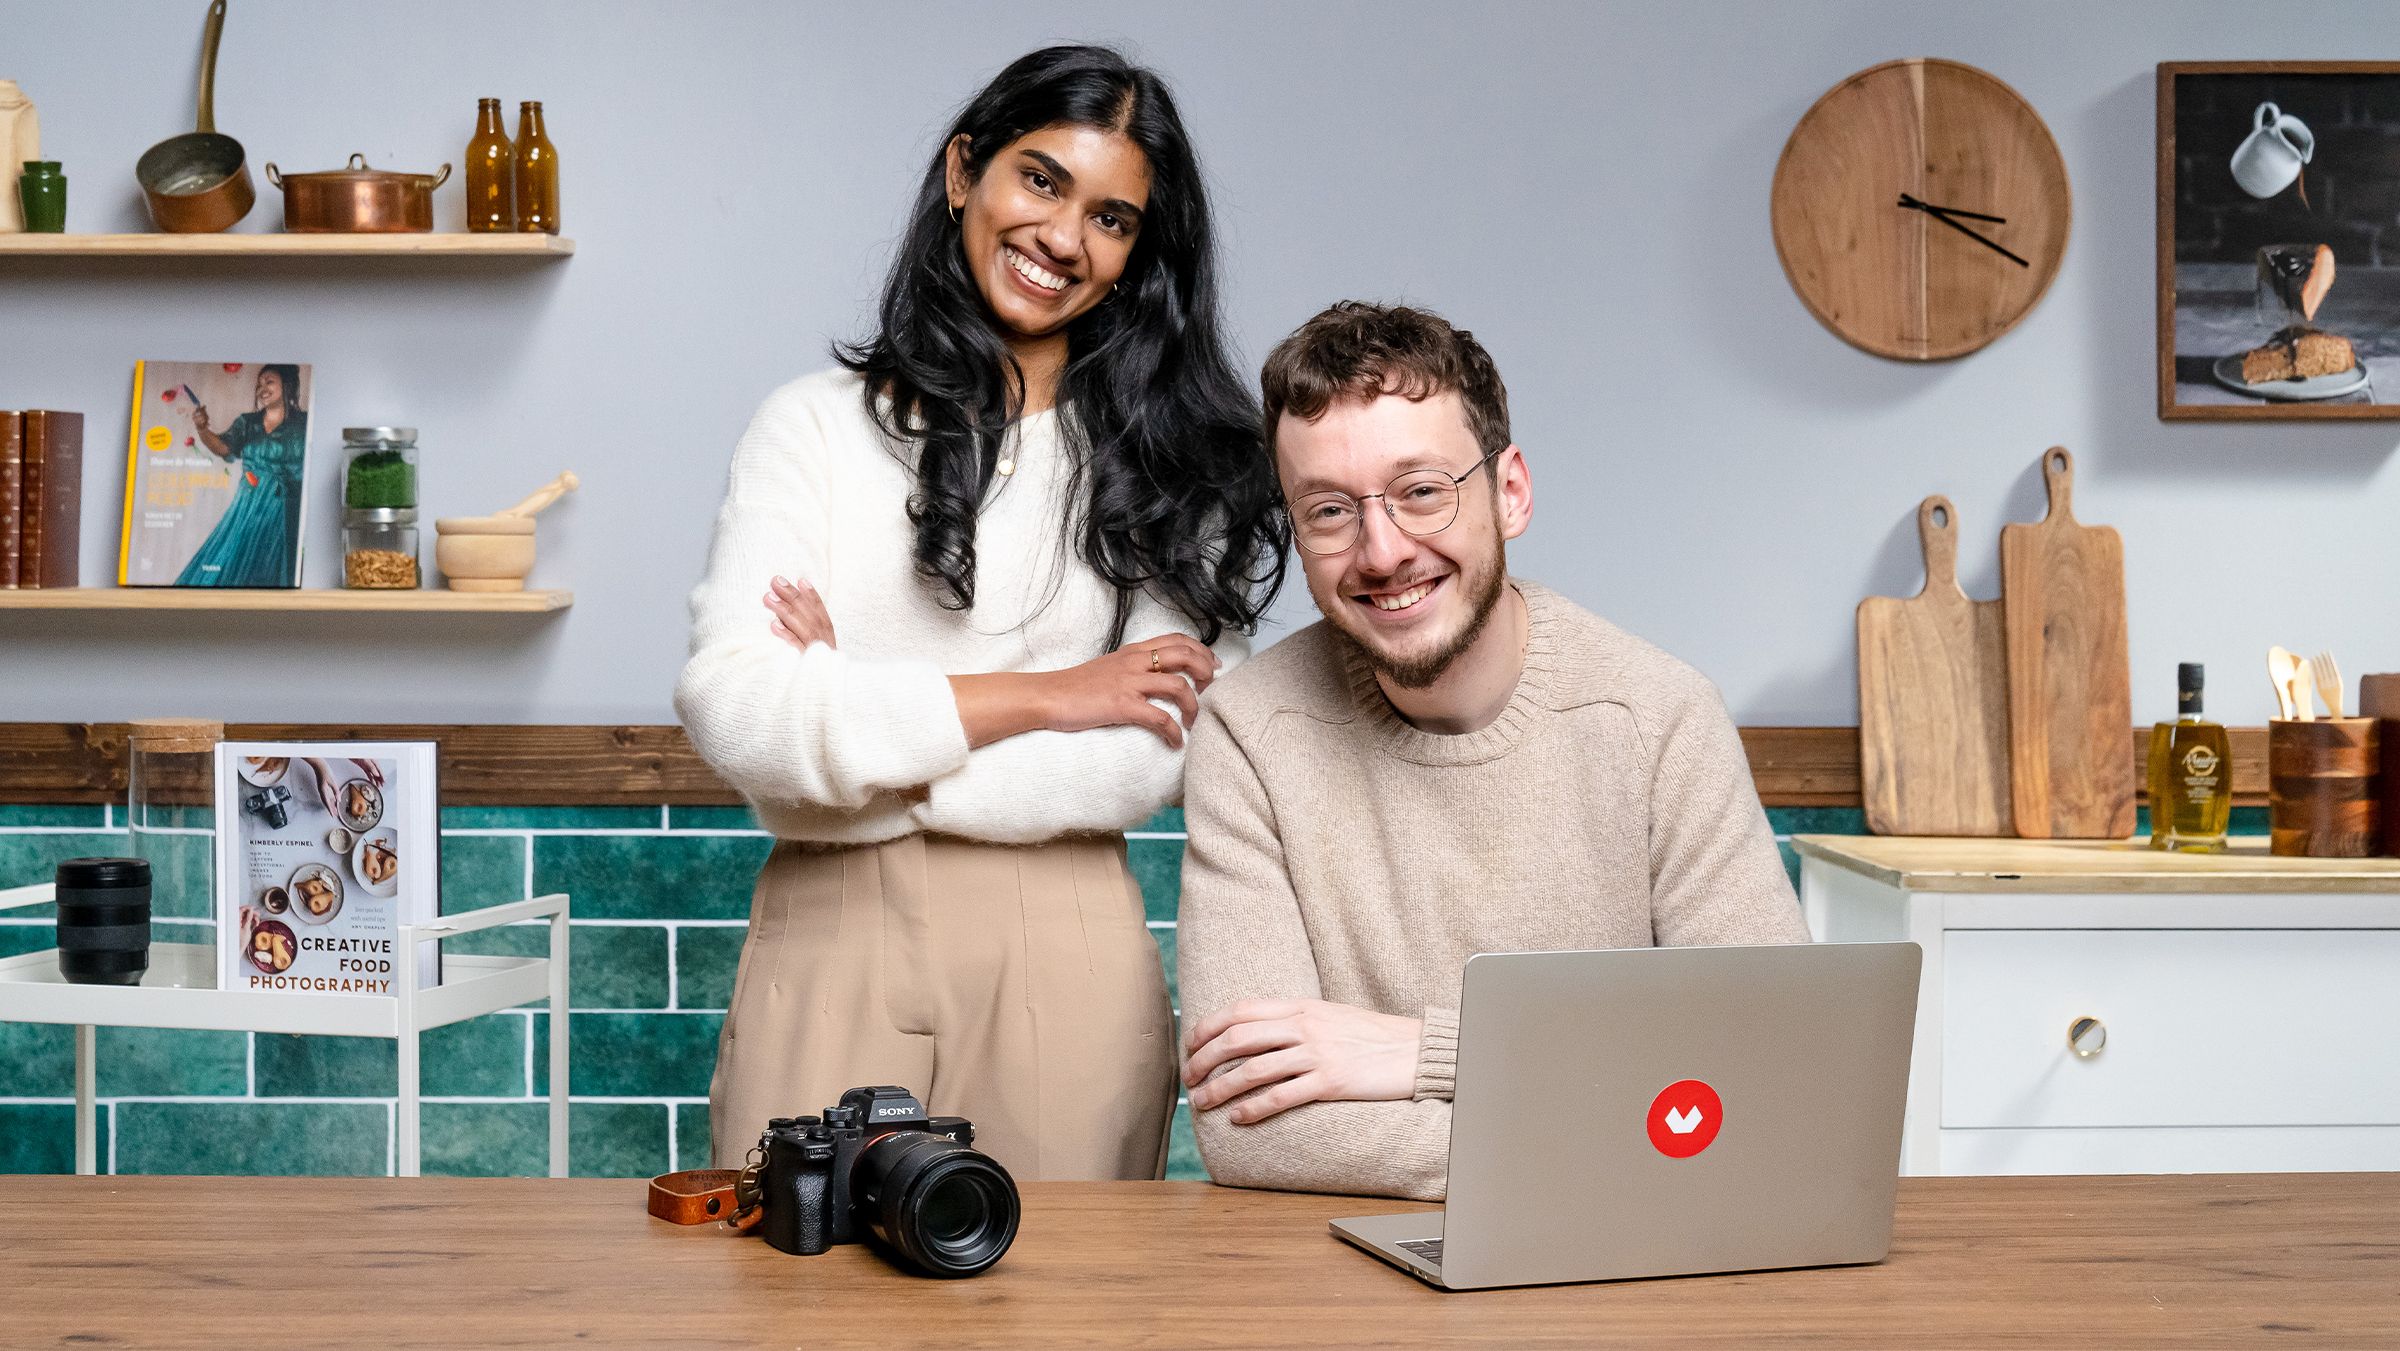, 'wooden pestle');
498,471,579,519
